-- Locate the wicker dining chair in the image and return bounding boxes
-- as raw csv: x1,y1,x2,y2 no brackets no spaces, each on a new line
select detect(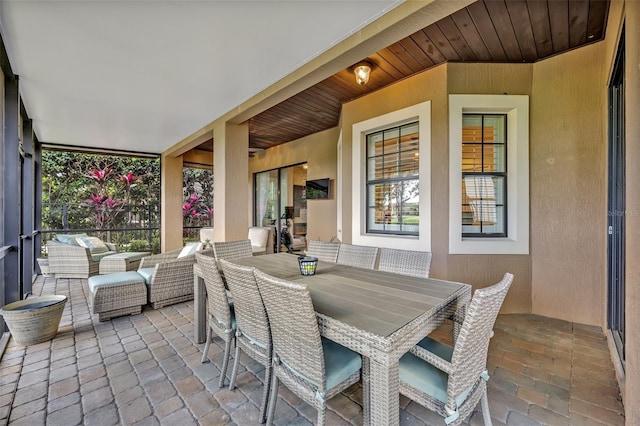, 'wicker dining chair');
254,270,362,426
399,273,514,426
336,243,379,269
218,260,273,424
212,239,253,260
378,248,432,278
306,240,340,263
195,253,236,388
